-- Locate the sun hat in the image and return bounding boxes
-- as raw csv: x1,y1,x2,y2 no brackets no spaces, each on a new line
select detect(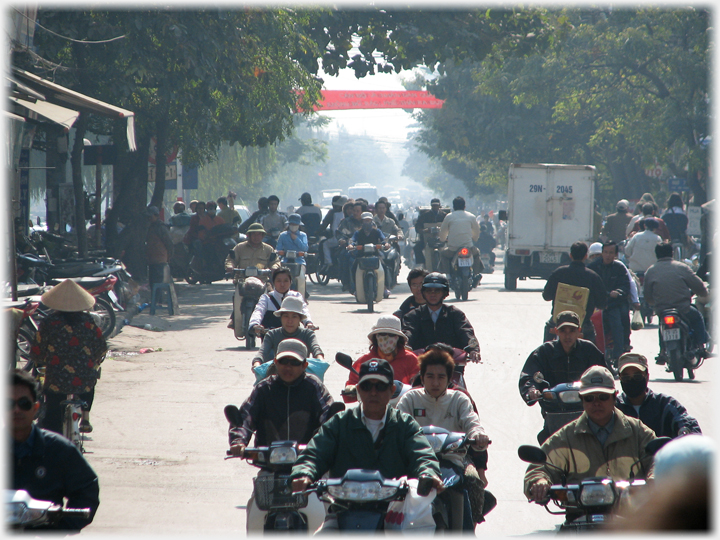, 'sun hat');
246,223,266,234
275,338,308,362
588,242,603,256
41,279,96,312
273,296,307,320
618,353,648,373
361,212,373,220
288,213,302,225
367,315,406,340
556,311,580,330
578,365,616,395
358,358,394,385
